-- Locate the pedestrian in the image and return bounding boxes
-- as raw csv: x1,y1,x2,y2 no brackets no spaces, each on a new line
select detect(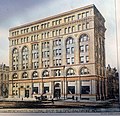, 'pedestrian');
76,96,78,101
52,98,54,104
